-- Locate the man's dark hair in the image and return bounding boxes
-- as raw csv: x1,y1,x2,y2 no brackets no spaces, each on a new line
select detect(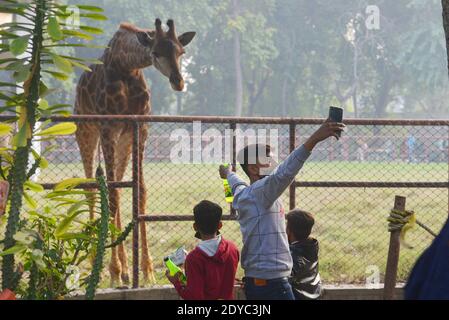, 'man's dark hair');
237,144,271,178
193,200,223,235
286,209,315,241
